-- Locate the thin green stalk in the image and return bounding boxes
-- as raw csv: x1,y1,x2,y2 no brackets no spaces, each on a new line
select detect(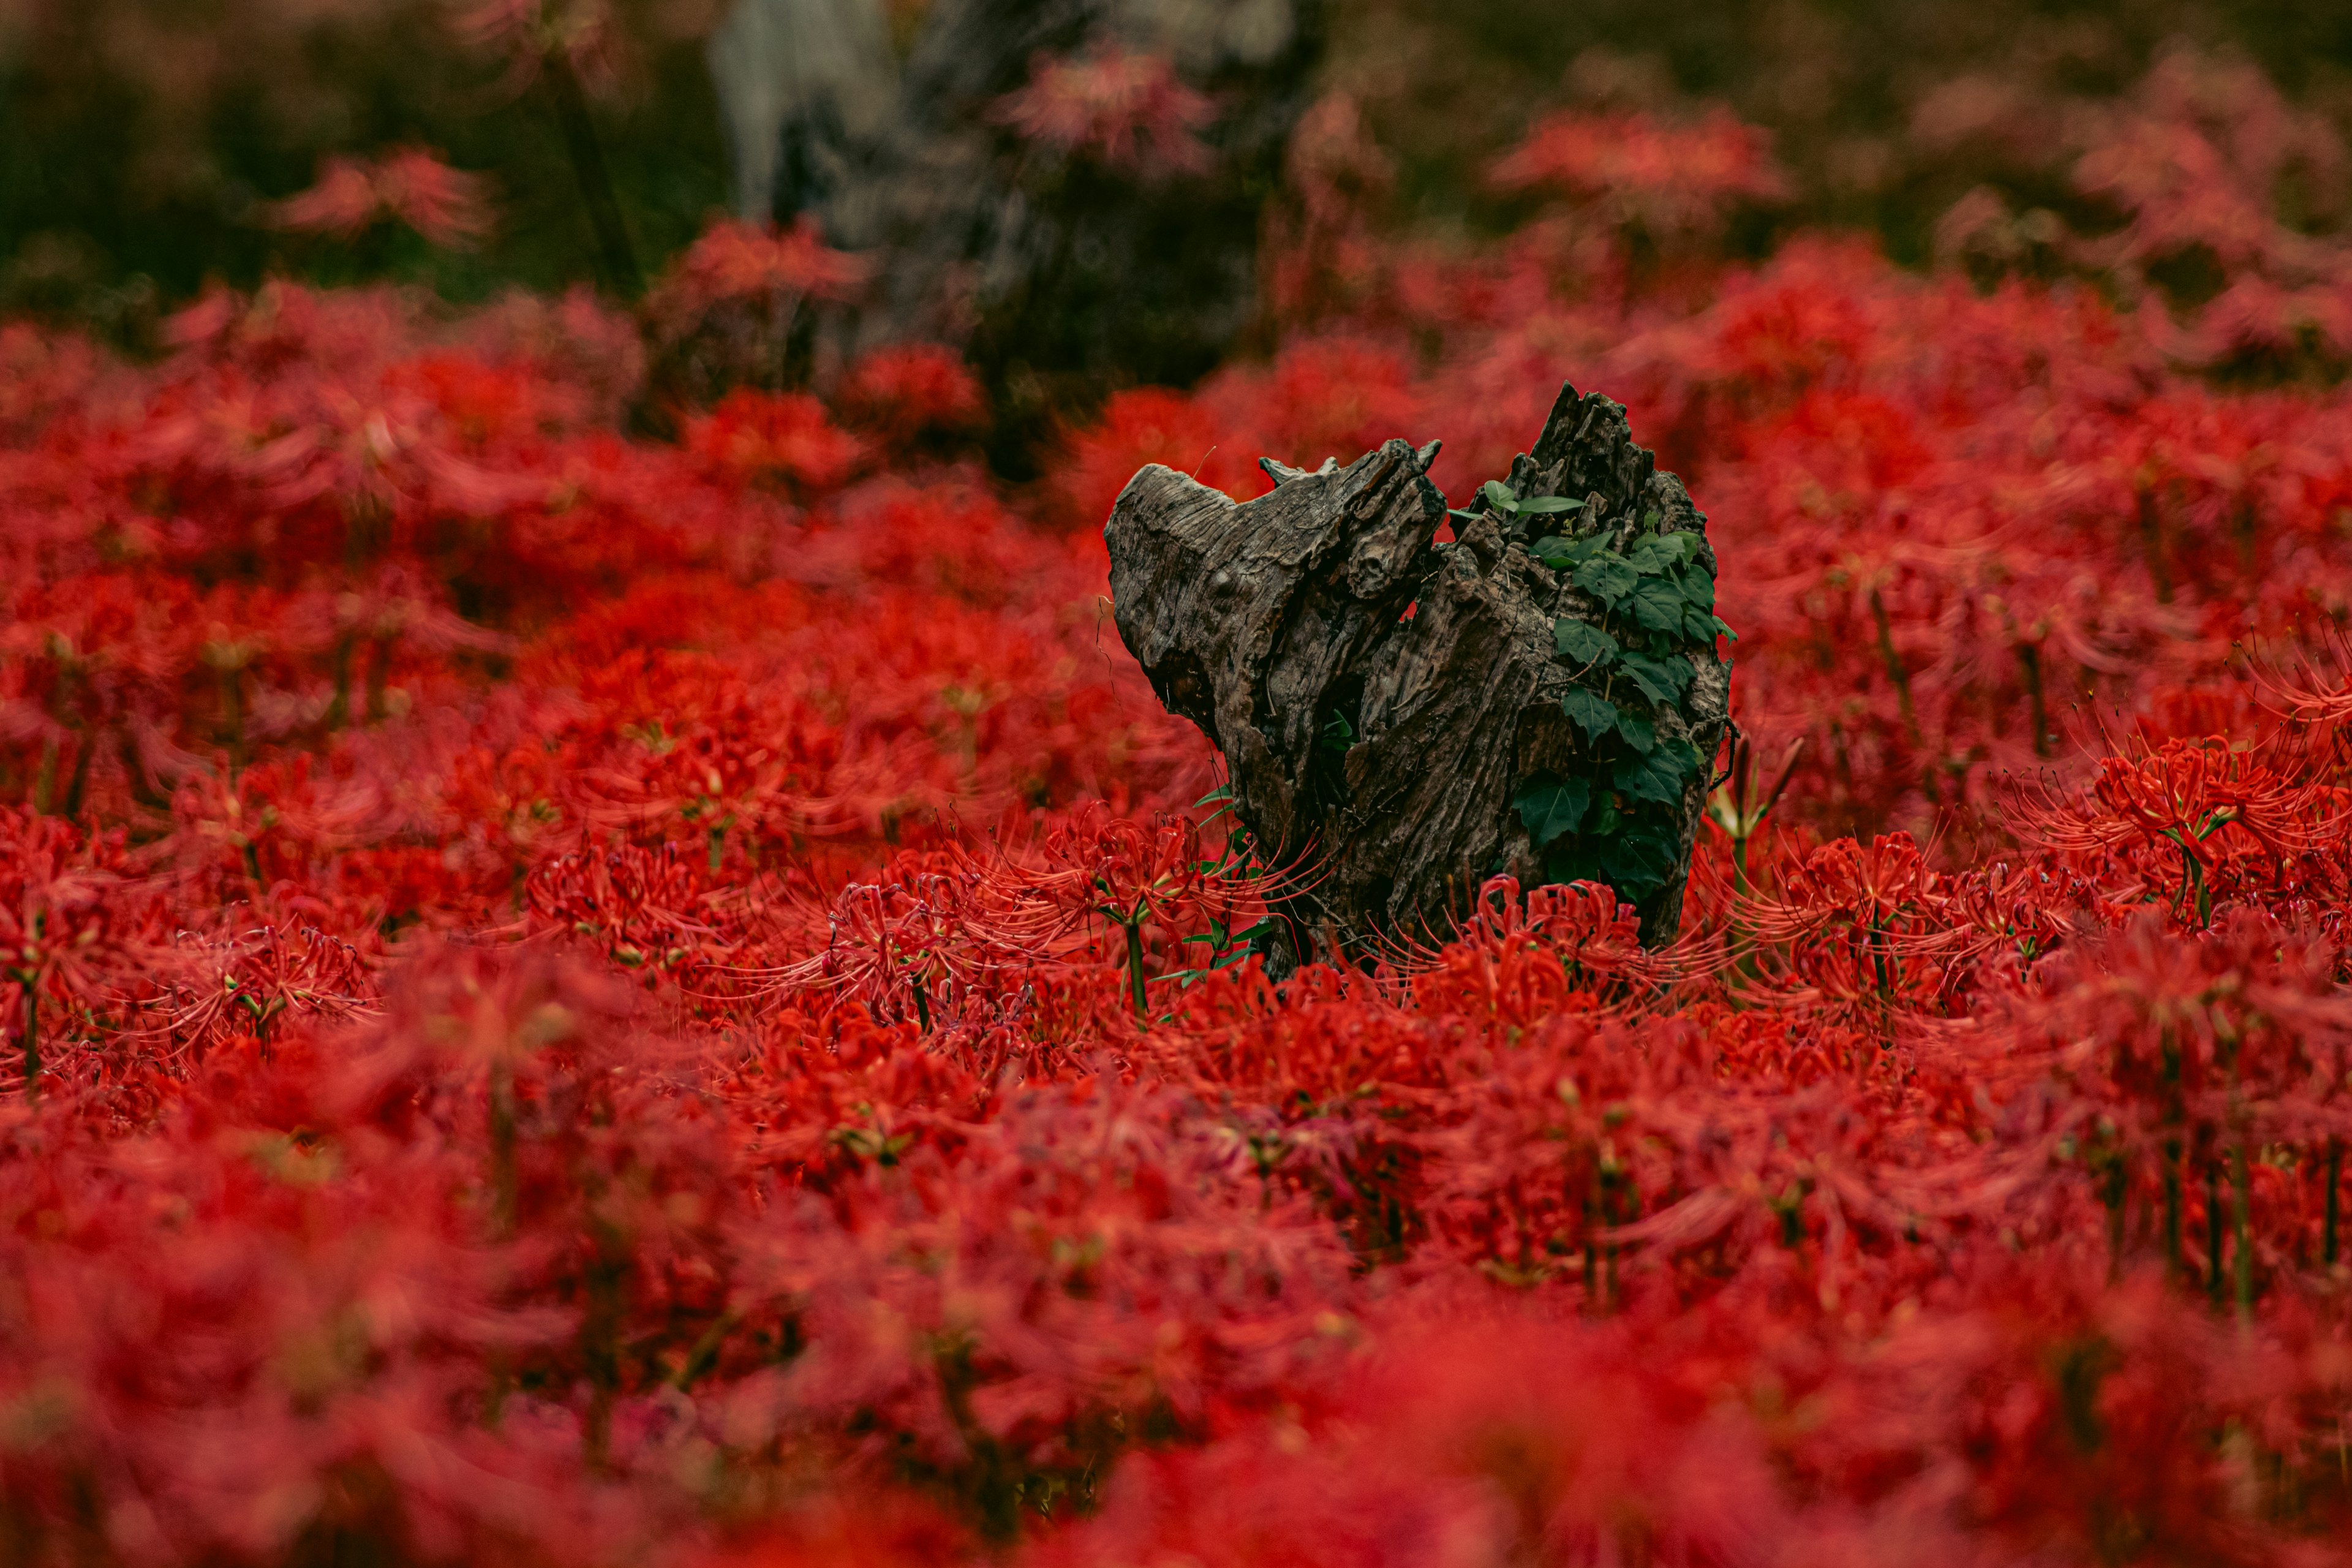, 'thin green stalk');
2137,489,2173,604
543,47,643,296
31,734,58,816
2105,1156,2127,1282
2232,1141,2252,1321
1870,587,1919,742
489,1060,518,1238
2326,1139,2342,1268
2018,643,2051,758
1124,920,1148,1021
2207,1160,2226,1309
2163,1136,2184,1281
